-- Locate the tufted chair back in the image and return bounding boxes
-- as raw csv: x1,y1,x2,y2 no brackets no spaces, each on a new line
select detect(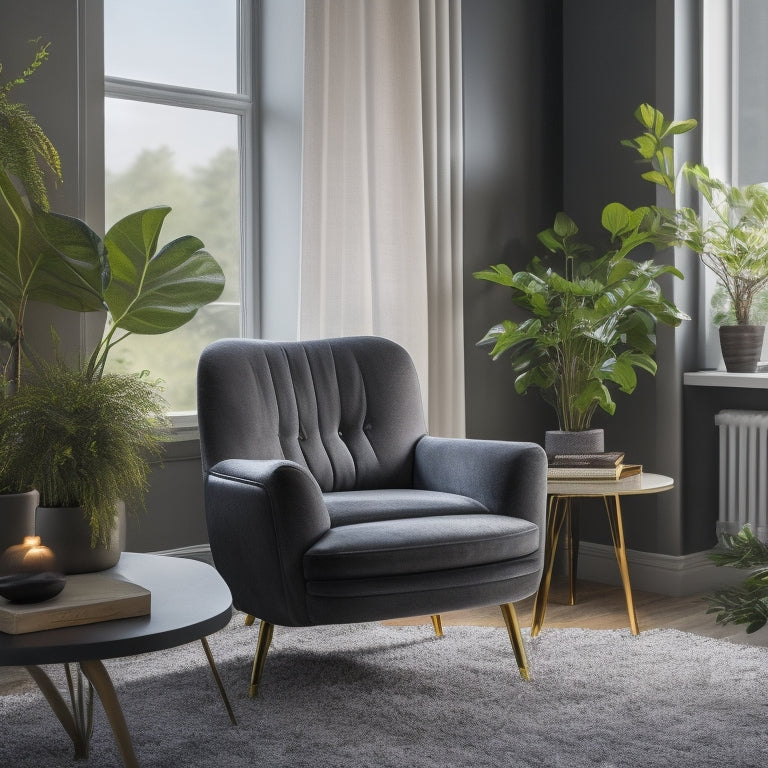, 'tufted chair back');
197,336,428,492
